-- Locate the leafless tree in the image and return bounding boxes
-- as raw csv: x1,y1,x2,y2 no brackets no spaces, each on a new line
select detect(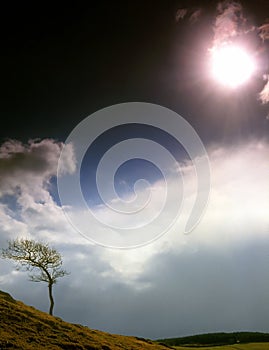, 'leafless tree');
2,238,69,315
